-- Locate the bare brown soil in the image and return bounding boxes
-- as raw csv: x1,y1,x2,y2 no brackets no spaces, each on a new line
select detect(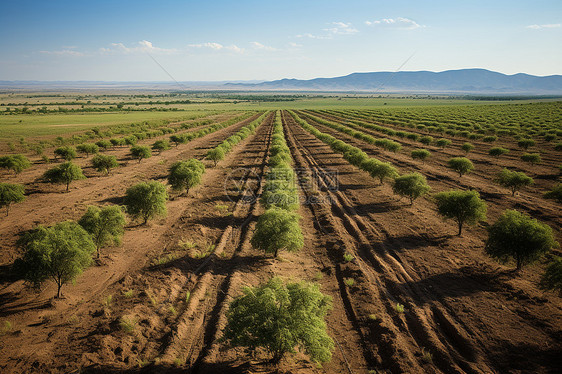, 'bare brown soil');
0,109,560,374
